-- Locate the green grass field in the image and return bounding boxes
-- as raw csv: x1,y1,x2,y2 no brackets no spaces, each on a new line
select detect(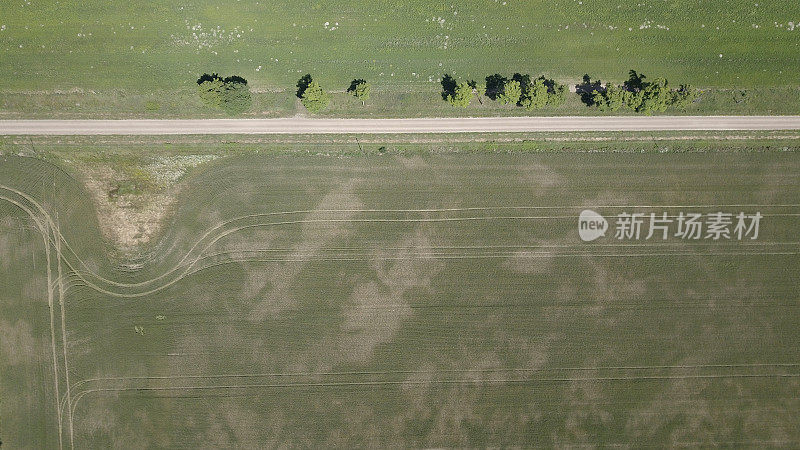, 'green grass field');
1,147,799,446
1,0,799,117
